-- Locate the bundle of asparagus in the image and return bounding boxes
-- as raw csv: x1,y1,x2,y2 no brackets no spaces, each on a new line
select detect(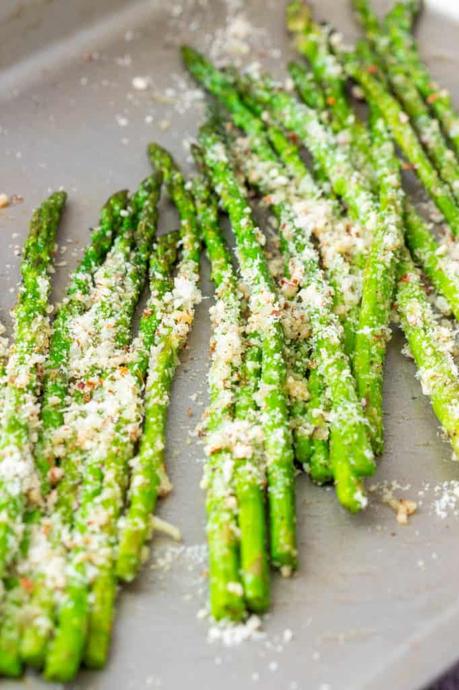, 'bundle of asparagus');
1,0,459,680
0,149,201,680
181,0,459,621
